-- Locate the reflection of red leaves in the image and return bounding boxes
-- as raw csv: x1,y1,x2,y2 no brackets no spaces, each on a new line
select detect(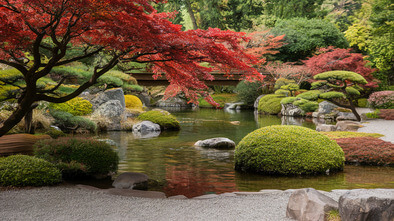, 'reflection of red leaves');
335,137,394,166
